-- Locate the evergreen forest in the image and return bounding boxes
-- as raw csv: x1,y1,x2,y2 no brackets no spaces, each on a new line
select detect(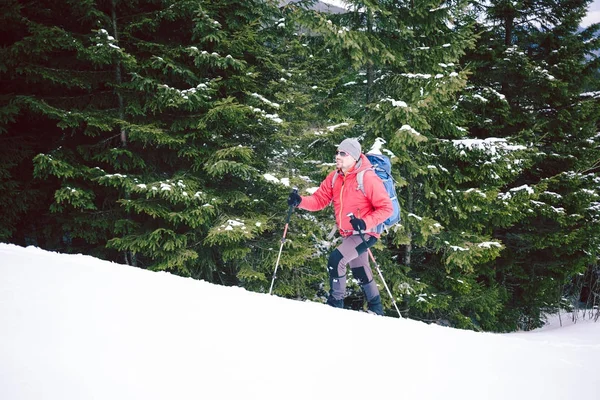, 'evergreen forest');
1,0,599,332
